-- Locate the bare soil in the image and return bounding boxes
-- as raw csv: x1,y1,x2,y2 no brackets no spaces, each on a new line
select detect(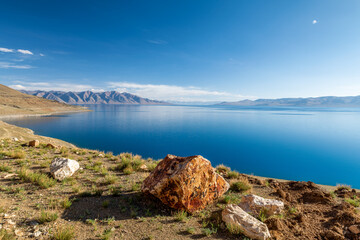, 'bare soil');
0,137,360,239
